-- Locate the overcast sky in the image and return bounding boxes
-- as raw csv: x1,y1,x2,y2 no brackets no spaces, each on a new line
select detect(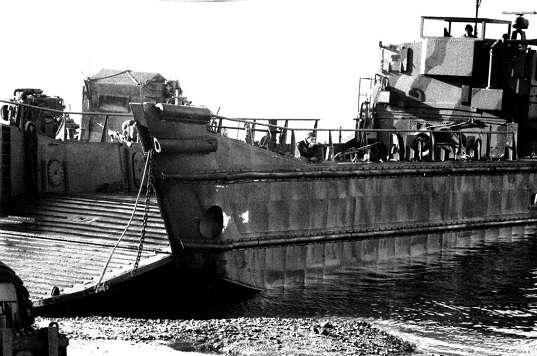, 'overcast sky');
1,0,536,129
